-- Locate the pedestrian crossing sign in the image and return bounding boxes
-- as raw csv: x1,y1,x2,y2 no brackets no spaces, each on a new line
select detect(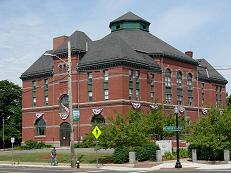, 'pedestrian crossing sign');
92,126,102,139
